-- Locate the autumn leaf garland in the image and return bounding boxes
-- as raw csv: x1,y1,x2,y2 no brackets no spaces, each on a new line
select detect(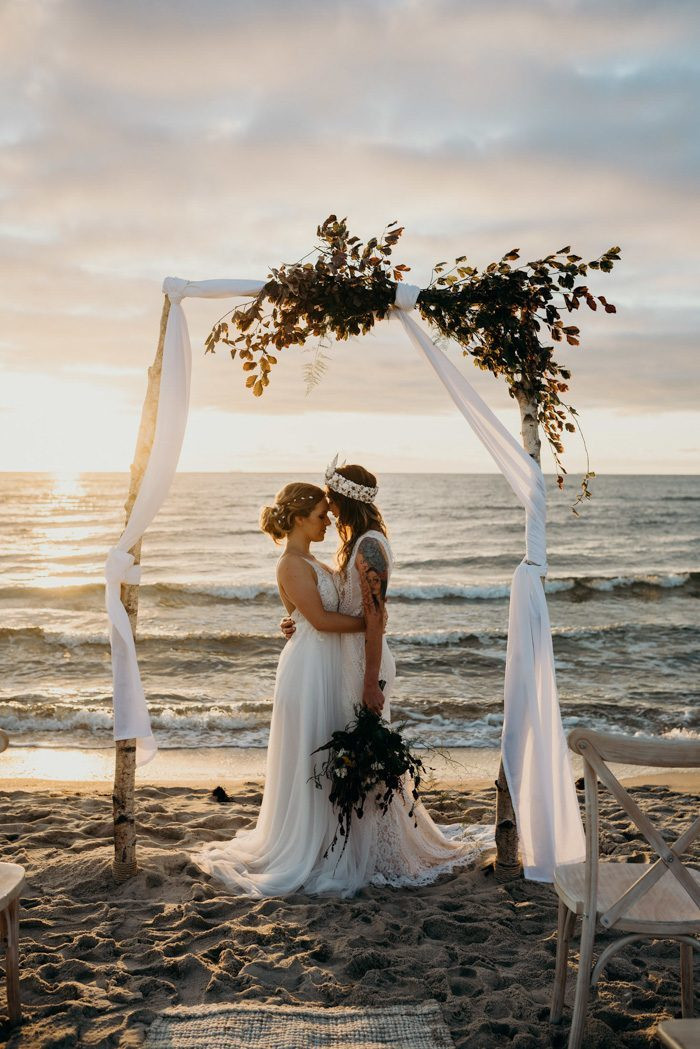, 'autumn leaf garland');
205,215,620,488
